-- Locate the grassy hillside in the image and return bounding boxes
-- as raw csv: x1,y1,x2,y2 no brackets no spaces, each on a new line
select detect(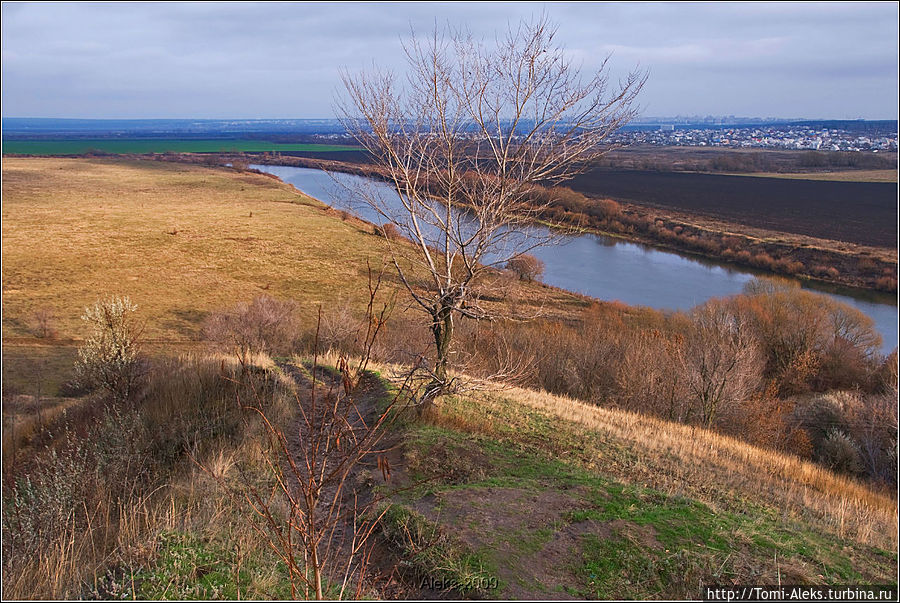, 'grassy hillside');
370,374,897,598
2,157,896,599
